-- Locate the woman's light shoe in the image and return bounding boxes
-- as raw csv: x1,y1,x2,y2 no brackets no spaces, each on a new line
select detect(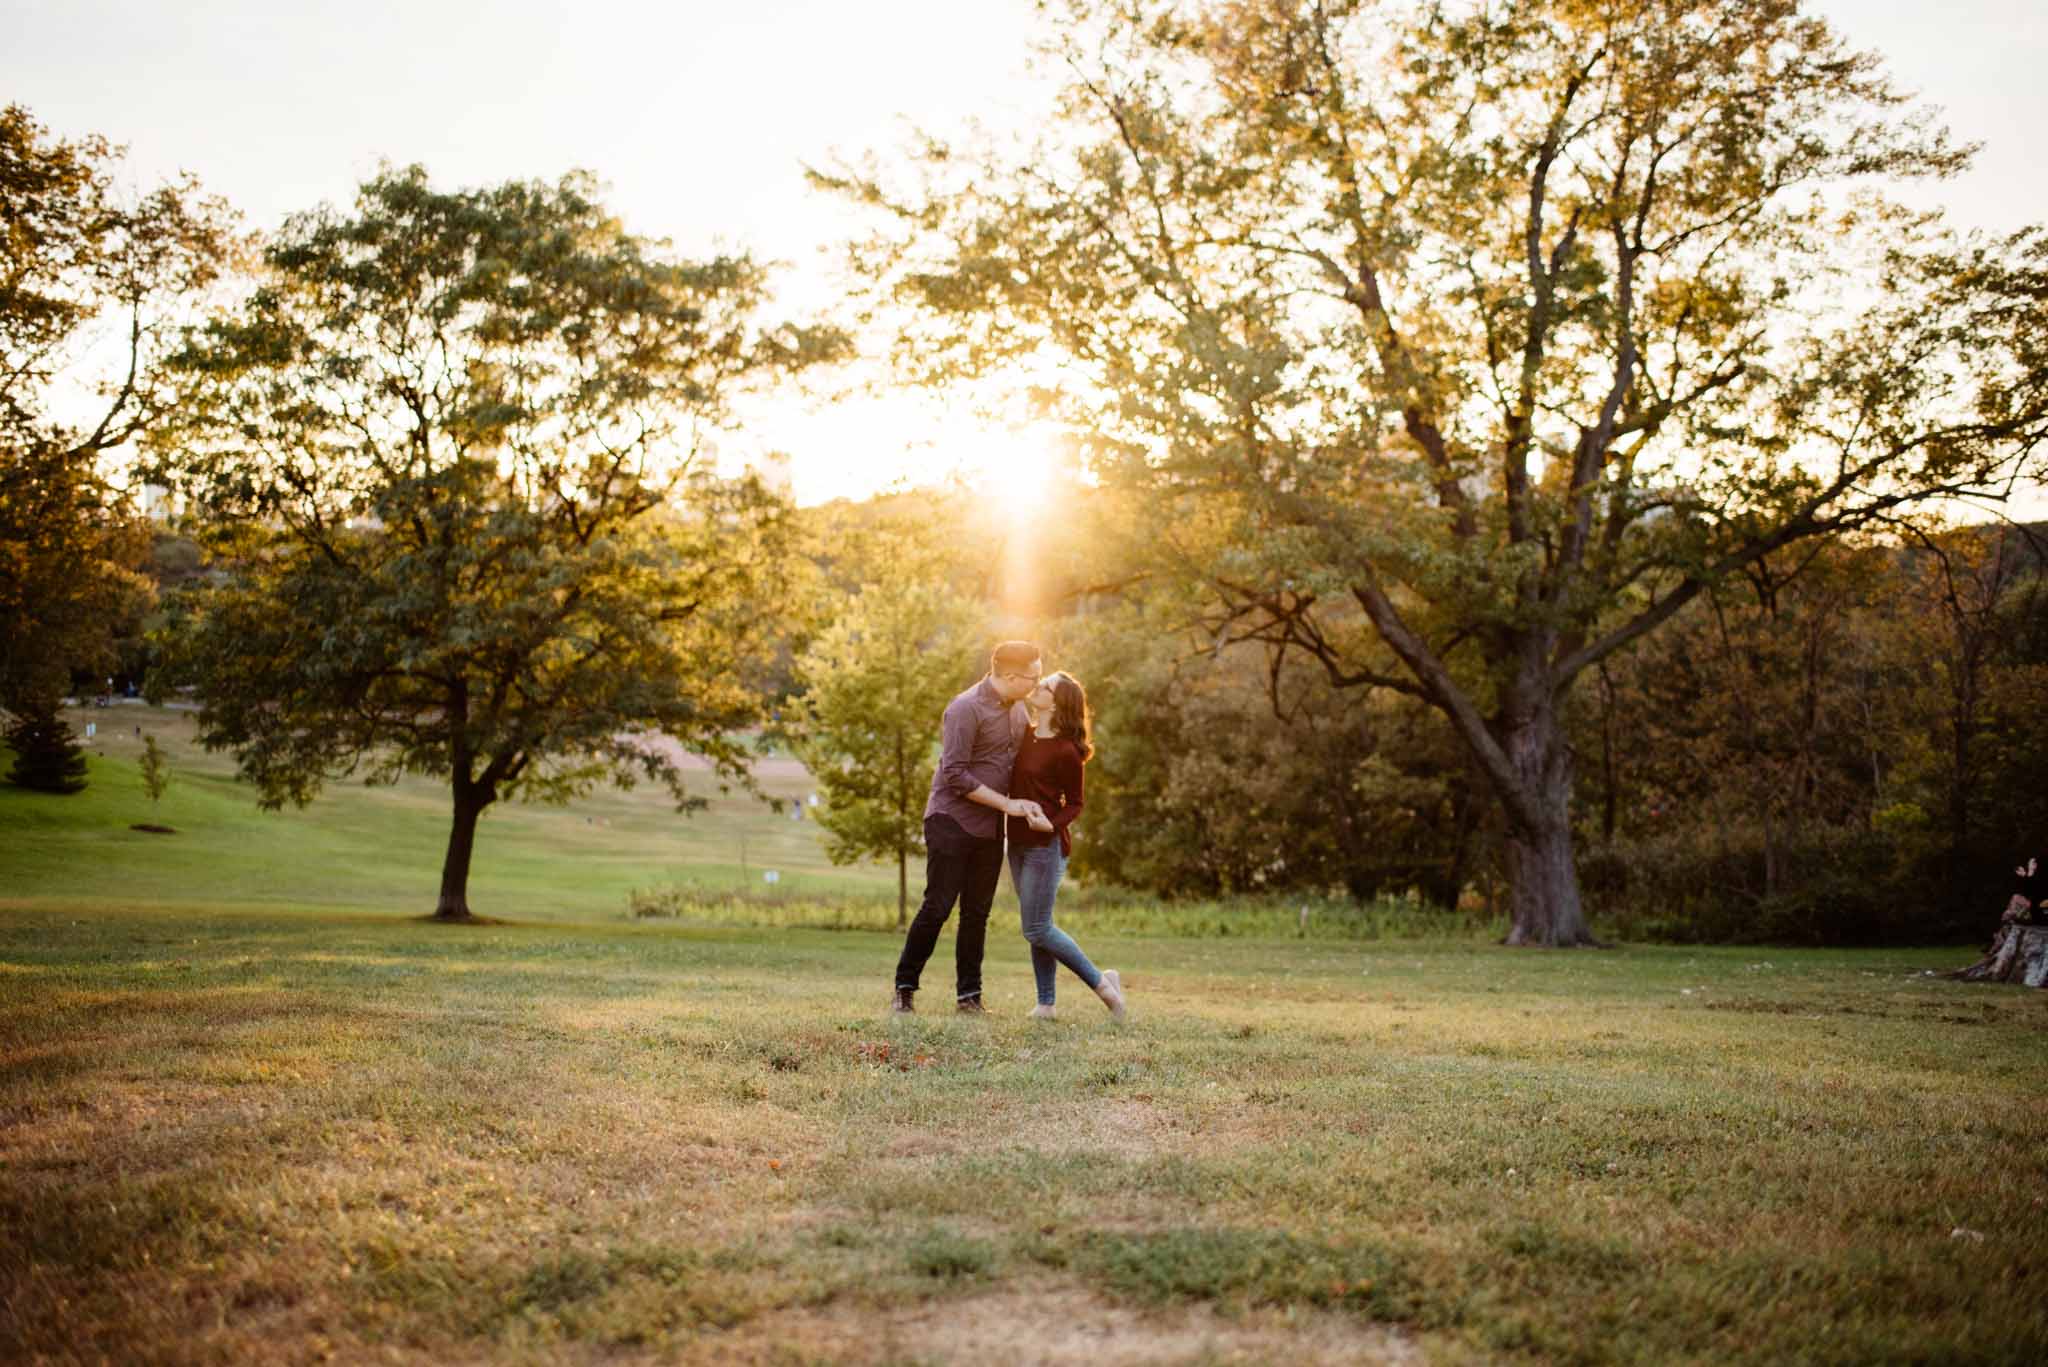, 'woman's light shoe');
1096,969,1127,1020
1027,1004,1058,1021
